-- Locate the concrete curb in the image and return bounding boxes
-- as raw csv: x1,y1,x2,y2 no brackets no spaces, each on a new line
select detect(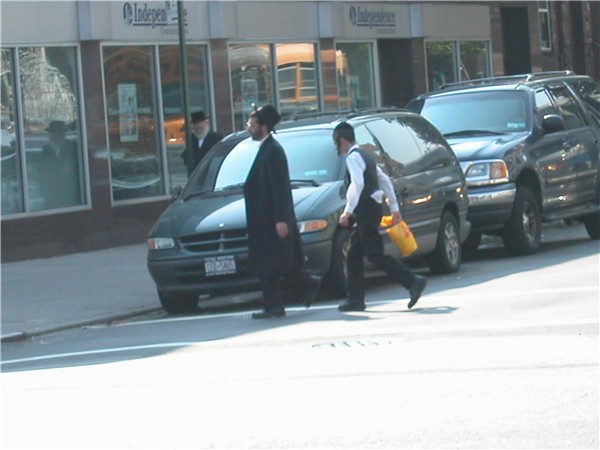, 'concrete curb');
1,307,162,343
